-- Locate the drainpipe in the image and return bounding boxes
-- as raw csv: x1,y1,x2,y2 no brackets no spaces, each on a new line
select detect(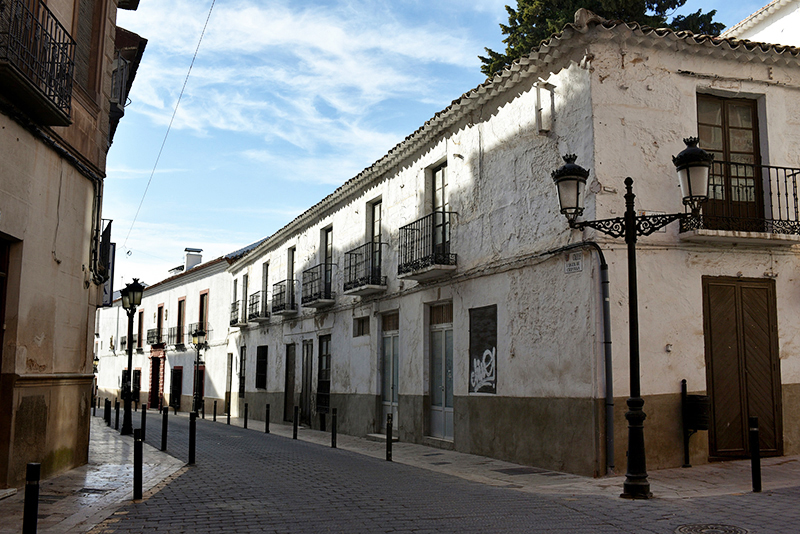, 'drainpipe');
542,241,614,474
